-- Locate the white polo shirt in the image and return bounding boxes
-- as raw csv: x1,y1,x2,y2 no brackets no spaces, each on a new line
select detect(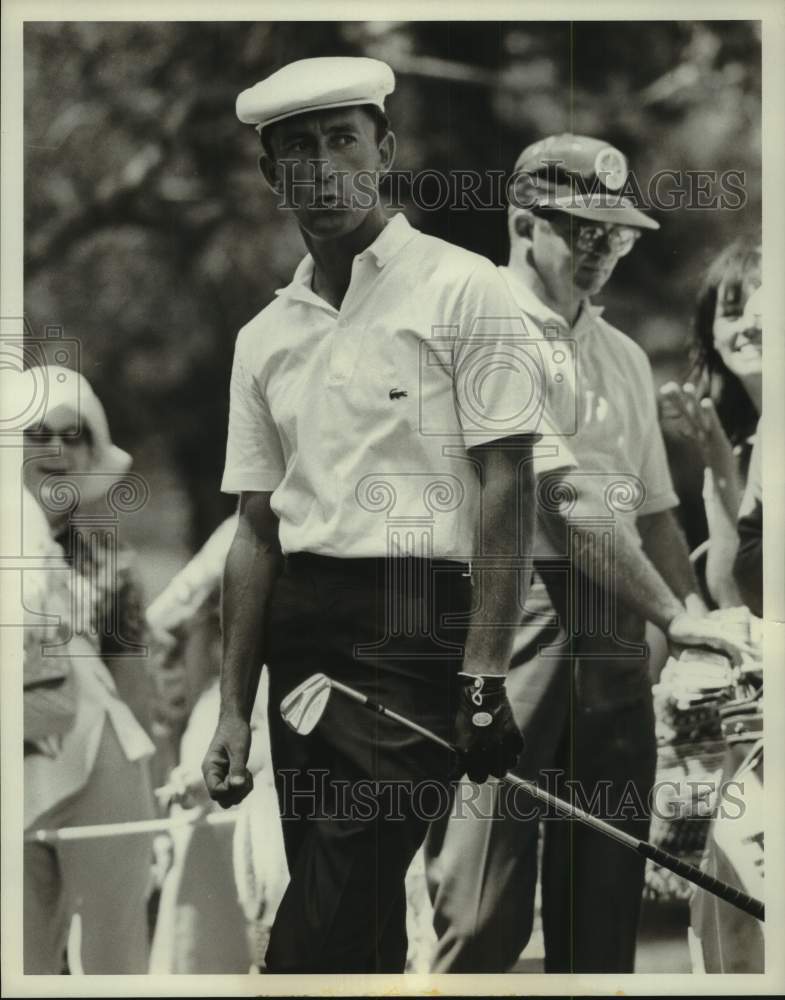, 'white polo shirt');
222,214,568,559
498,263,678,523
